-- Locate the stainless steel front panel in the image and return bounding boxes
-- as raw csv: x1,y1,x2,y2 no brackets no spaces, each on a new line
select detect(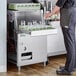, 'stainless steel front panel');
16,11,43,24
12,10,44,29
